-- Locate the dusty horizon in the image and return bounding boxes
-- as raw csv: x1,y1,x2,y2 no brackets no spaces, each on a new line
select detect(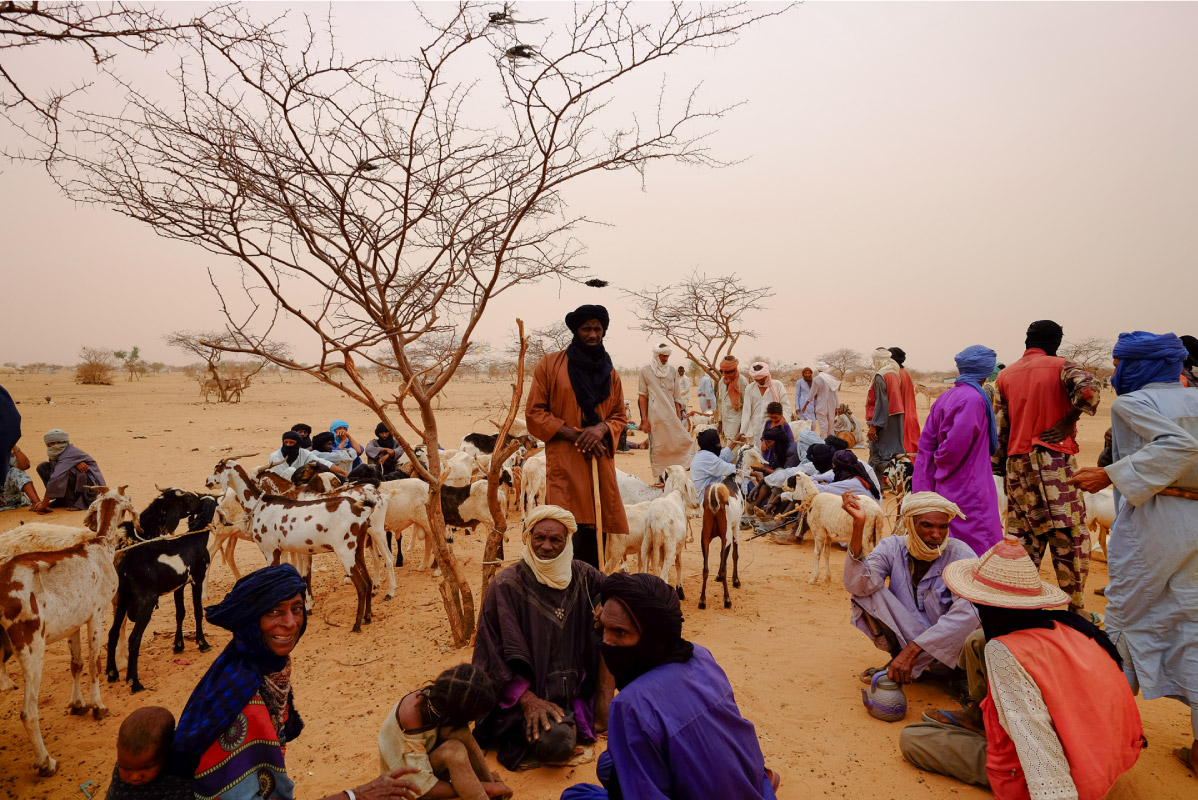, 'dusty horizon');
2,2,1196,373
